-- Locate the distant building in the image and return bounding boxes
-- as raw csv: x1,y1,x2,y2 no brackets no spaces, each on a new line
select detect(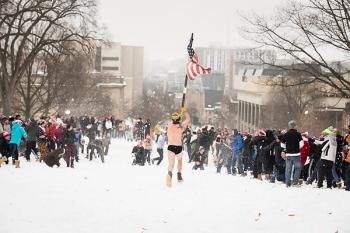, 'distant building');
234,65,350,133
121,45,144,111
94,42,144,117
